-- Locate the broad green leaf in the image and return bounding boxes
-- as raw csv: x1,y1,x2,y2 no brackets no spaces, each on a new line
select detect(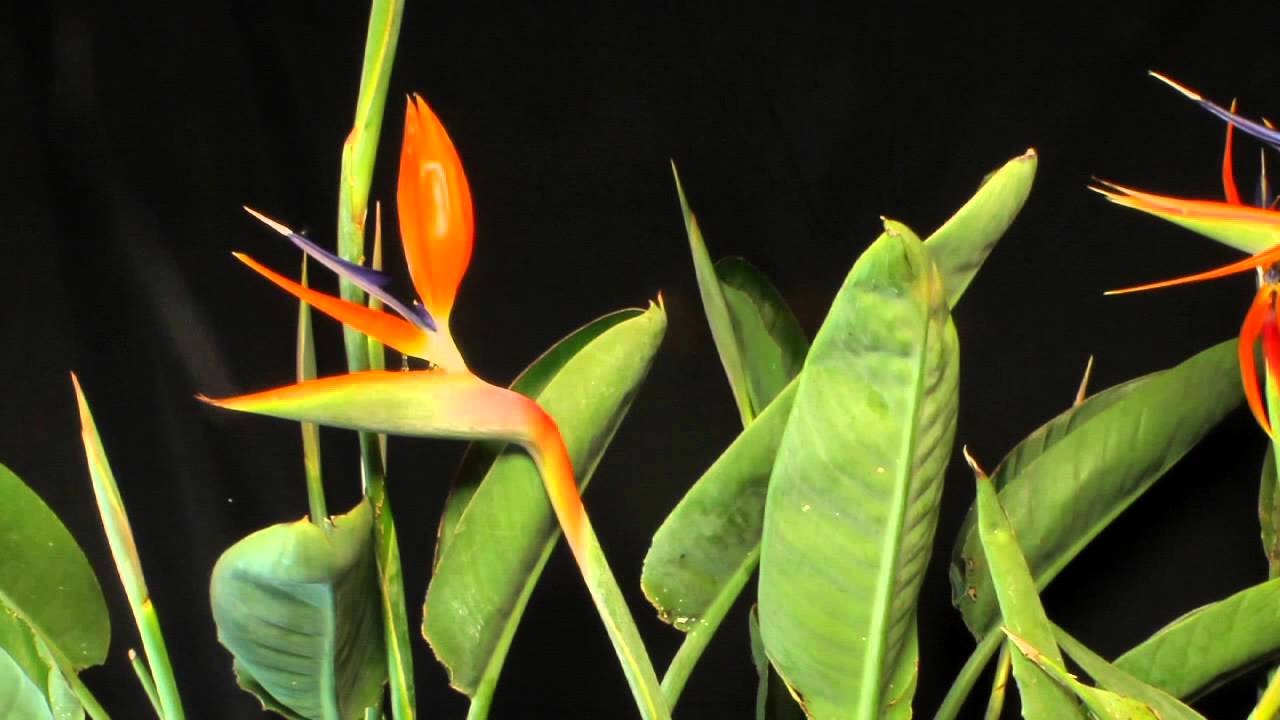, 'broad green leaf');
0,647,52,720
641,382,795,630
1114,576,1280,700
1006,631,1154,719
924,149,1038,307
0,464,109,671
423,303,666,699
951,339,1241,637
759,220,958,719
672,163,754,425
971,456,1082,718
211,500,385,720
1054,624,1205,720
714,257,809,416
748,606,805,720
